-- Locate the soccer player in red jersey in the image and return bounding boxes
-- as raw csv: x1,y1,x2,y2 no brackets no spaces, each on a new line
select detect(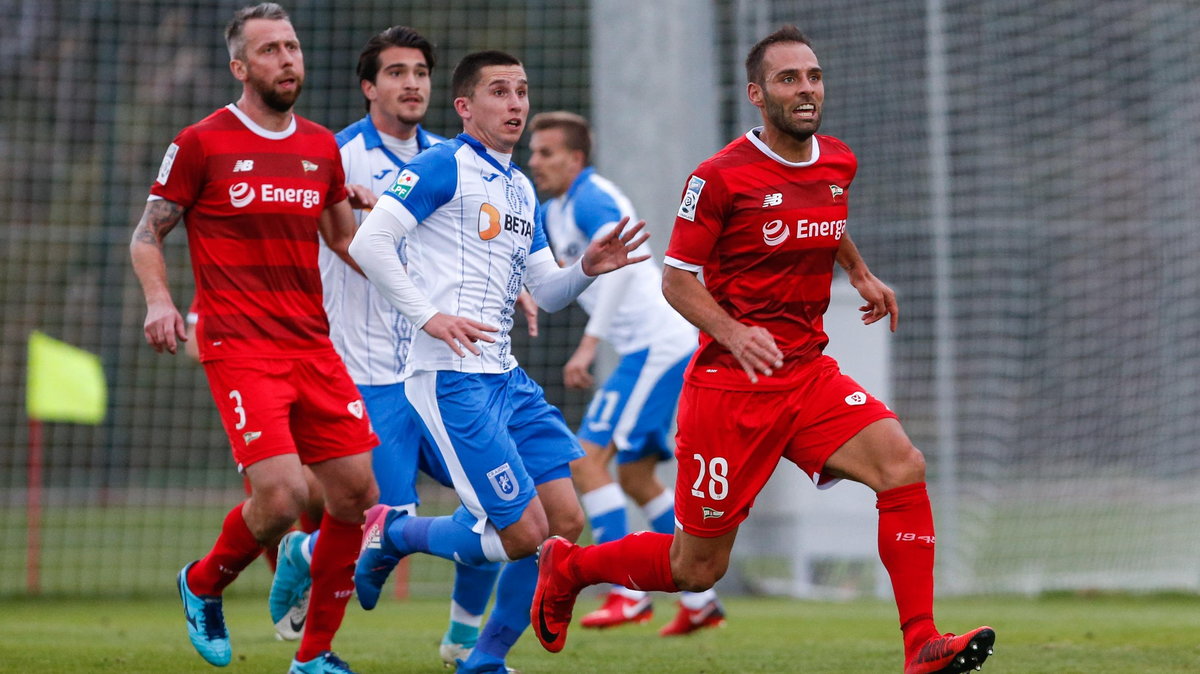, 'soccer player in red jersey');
130,4,378,673
532,26,995,674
